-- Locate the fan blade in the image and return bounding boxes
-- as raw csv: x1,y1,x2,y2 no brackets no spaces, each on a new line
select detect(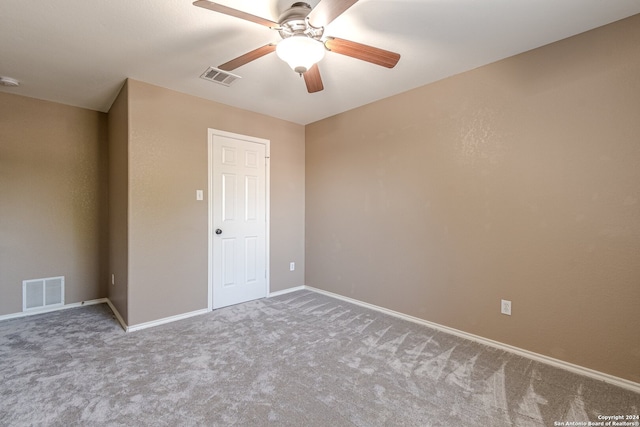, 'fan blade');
218,44,276,71
307,0,359,27
325,37,400,68
193,1,278,28
303,64,324,93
